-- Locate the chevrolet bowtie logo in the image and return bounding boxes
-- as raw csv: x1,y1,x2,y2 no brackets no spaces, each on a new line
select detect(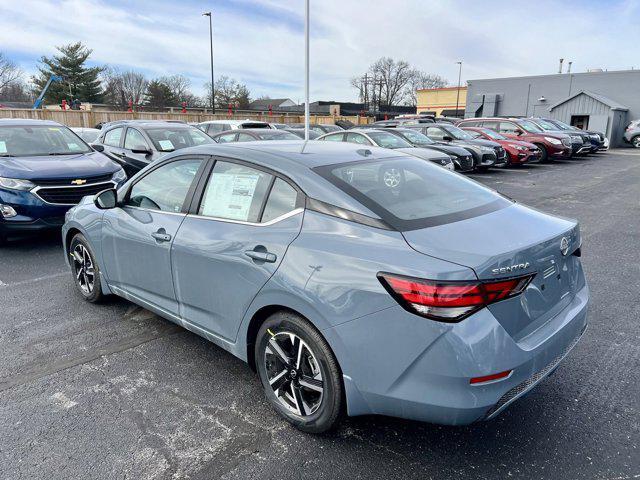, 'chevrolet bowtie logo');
71,179,87,185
